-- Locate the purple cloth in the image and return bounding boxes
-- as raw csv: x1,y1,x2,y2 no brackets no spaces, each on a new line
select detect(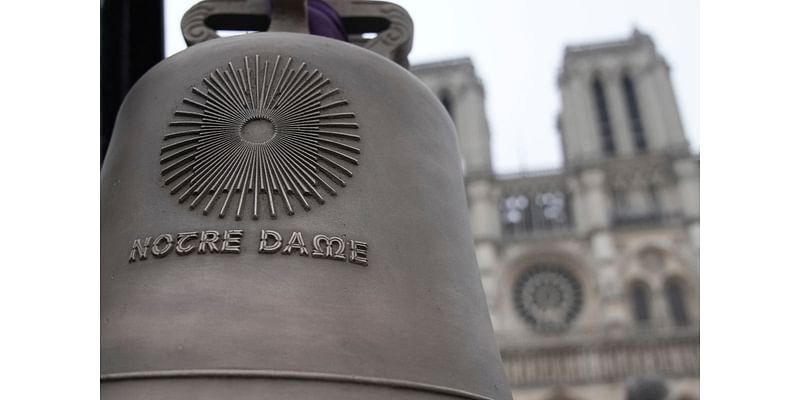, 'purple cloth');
307,0,348,42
